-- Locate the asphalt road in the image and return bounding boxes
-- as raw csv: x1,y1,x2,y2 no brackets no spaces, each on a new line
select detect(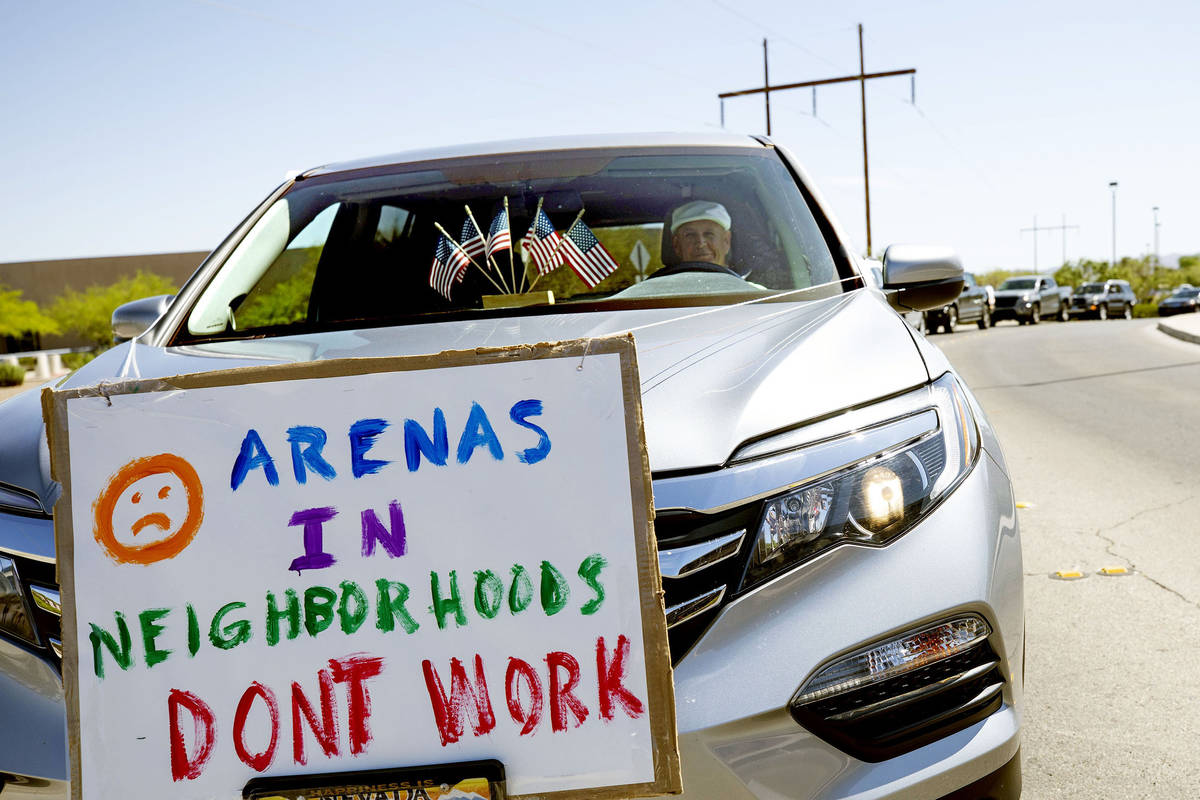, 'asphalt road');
935,317,1200,798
